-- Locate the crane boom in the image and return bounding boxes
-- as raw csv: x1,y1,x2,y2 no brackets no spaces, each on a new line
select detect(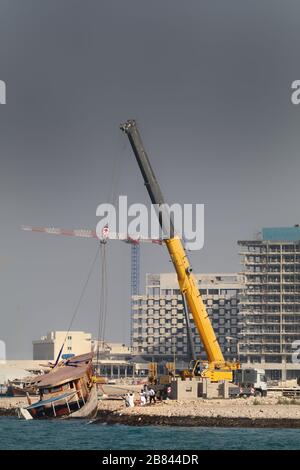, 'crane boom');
21,225,163,245
121,120,238,378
